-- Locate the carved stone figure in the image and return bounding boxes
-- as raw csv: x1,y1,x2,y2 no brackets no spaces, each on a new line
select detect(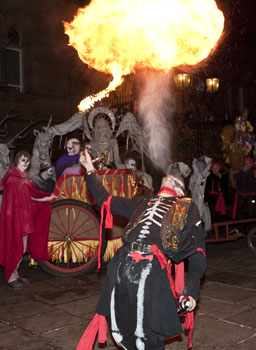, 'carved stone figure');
0,143,10,208
88,108,124,169
29,118,54,178
47,107,124,169
189,156,212,231
0,143,10,181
